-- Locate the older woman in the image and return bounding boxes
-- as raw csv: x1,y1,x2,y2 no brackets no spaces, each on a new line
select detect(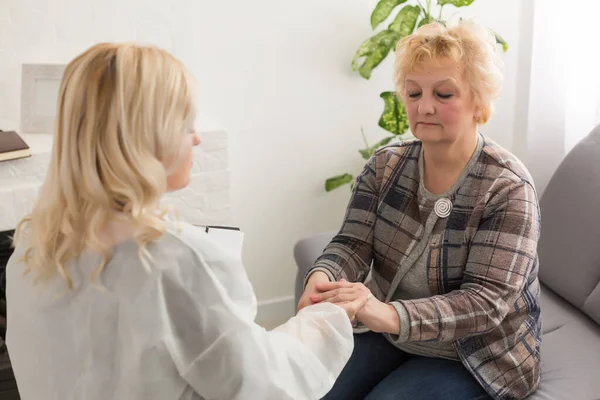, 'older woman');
299,21,541,400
